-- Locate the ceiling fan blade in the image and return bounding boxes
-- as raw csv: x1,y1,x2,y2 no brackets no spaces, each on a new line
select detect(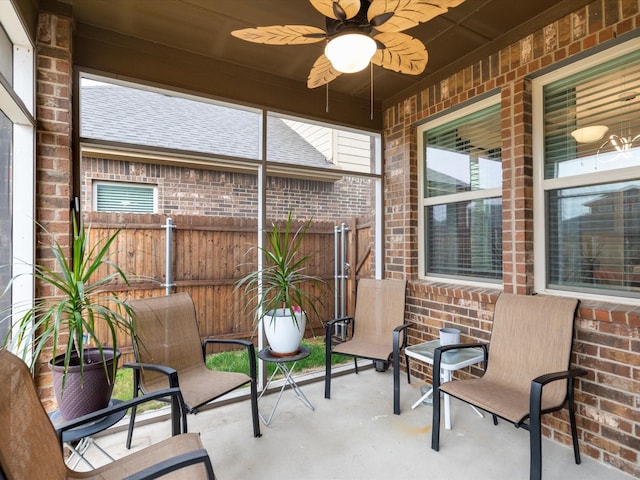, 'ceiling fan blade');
231,25,326,45
371,32,428,74
307,54,342,88
368,0,465,32
310,0,361,21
